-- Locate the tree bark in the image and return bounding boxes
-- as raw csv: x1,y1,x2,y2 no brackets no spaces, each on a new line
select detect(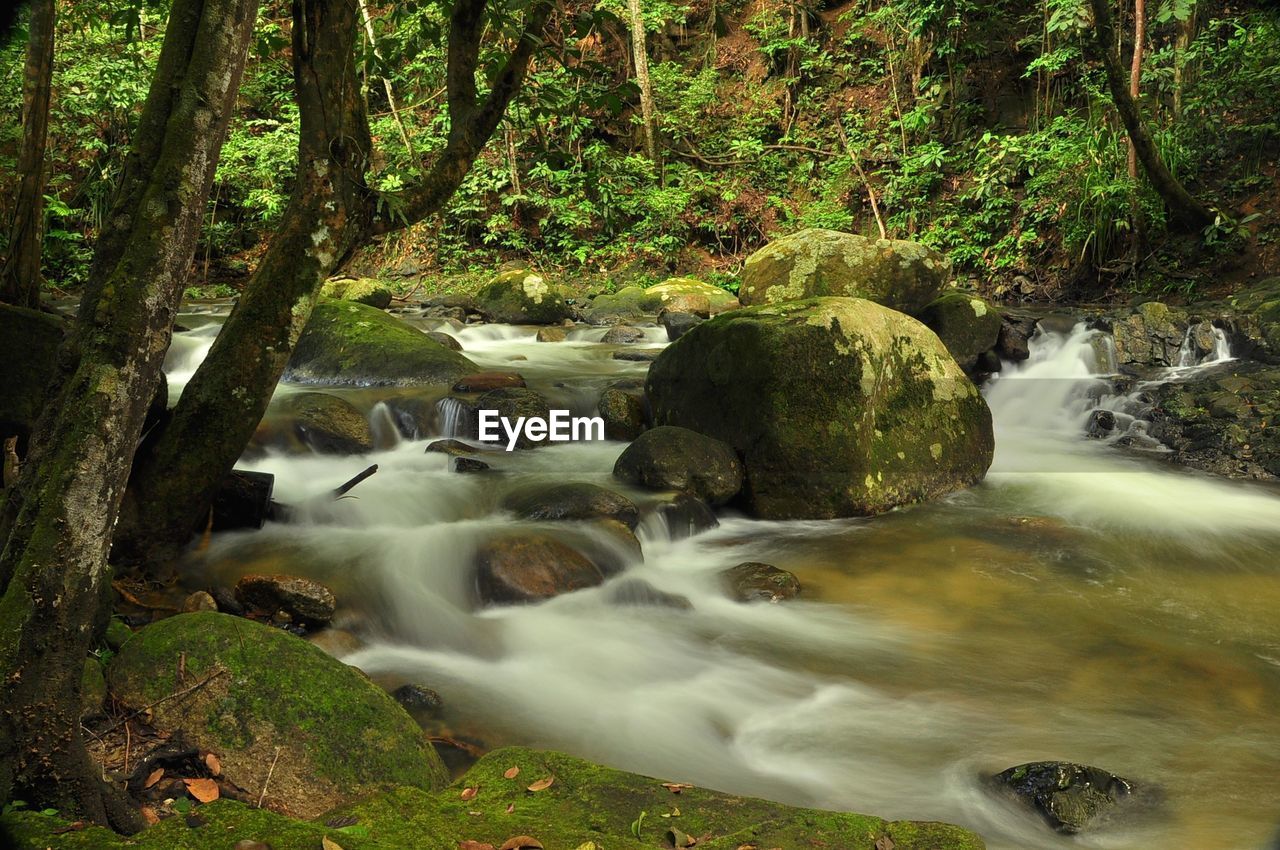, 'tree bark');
1127,0,1144,182
626,0,658,163
1087,0,1212,231
0,0,257,827
0,0,55,309
113,0,554,568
